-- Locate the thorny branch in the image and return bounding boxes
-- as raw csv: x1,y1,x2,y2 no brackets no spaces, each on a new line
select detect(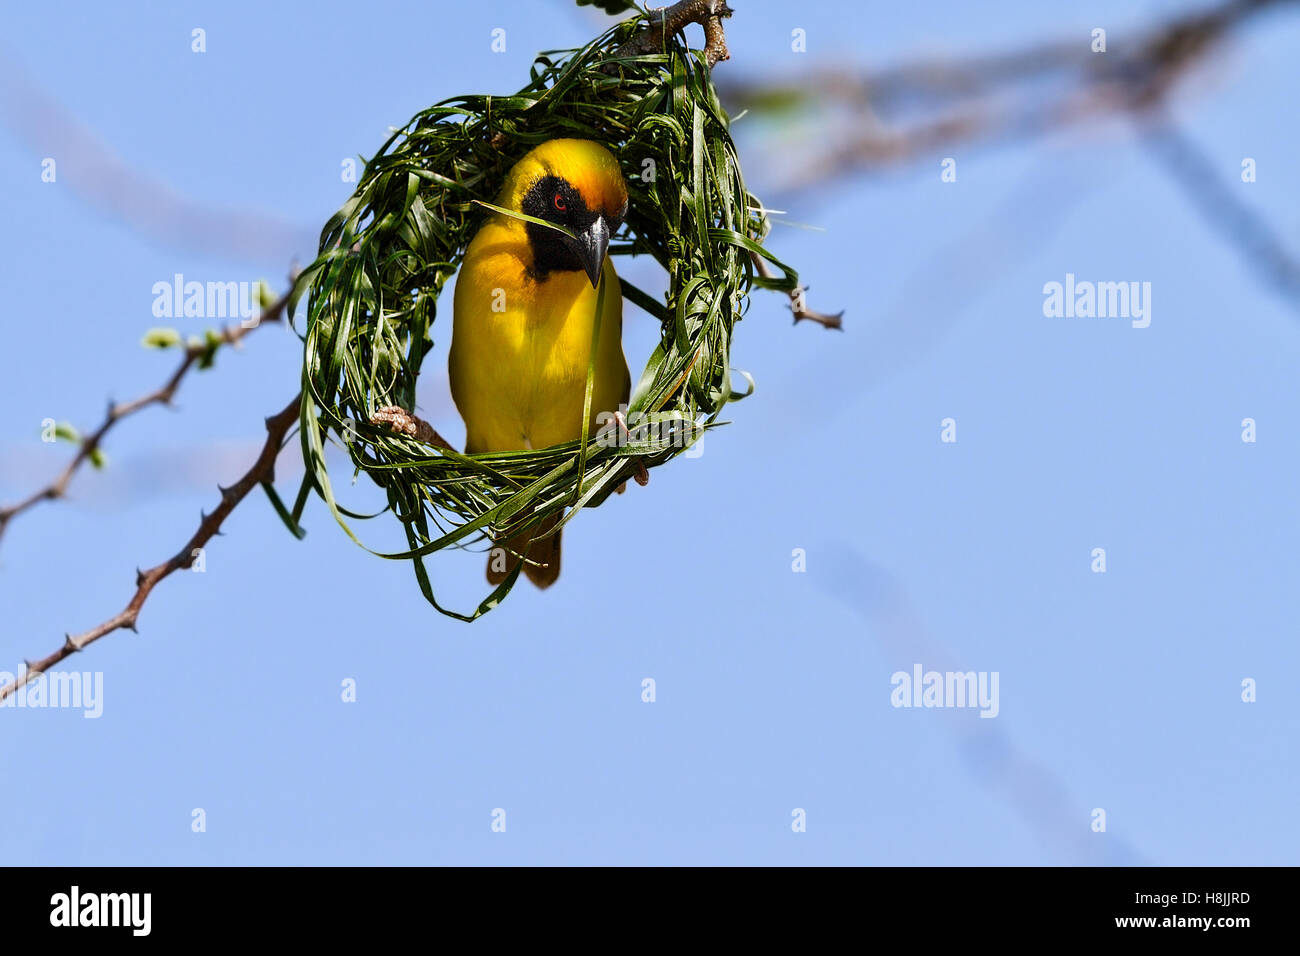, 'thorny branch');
0,290,291,546
611,0,733,68
750,251,844,329
0,394,302,704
